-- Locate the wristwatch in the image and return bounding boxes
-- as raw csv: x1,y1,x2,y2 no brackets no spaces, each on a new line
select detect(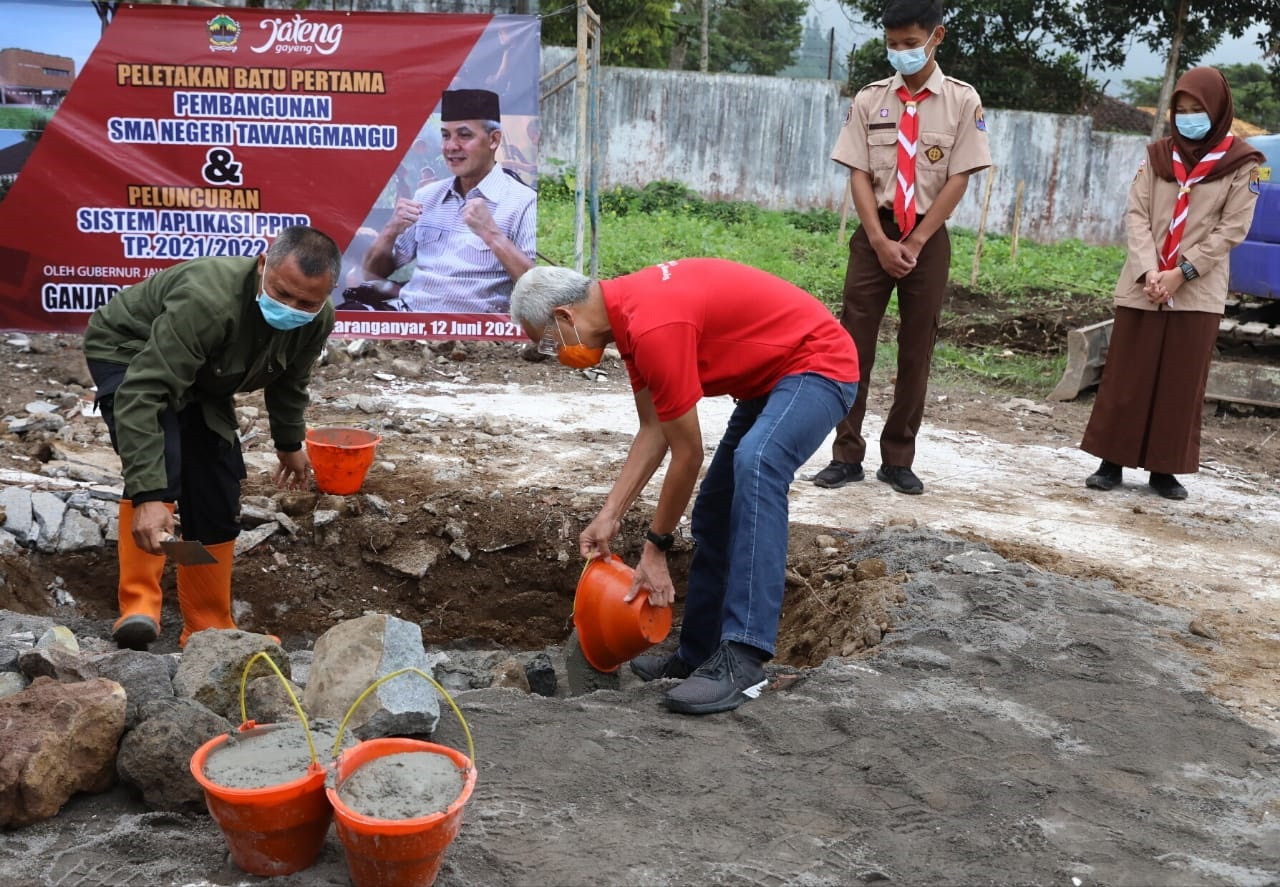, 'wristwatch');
1179,259,1199,281
645,529,675,551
